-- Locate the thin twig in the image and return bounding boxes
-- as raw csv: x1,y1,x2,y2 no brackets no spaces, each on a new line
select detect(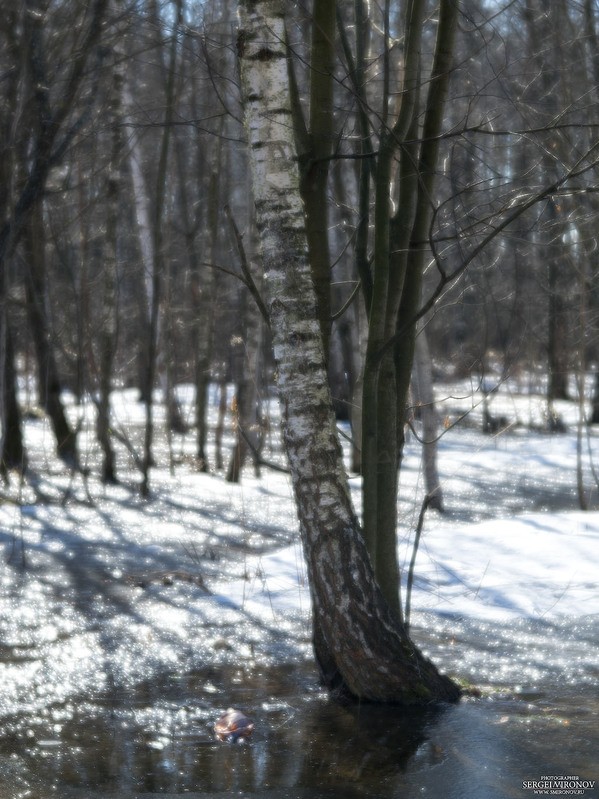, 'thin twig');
330,280,361,321
404,493,433,634
223,204,270,325
238,425,290,474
